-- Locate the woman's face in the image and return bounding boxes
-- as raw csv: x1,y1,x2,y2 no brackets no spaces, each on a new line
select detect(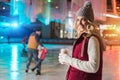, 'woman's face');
74,16,85,32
